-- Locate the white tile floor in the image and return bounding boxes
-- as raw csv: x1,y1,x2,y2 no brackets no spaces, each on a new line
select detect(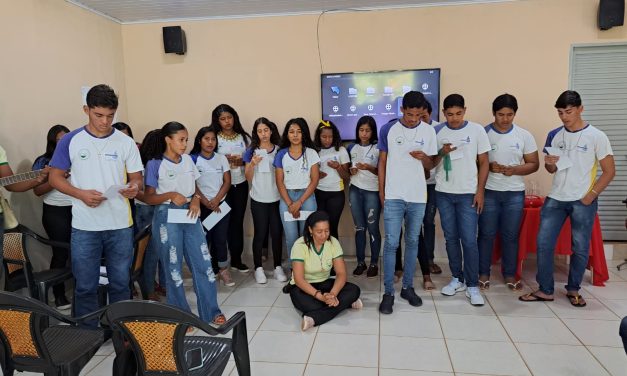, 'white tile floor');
12,257,627,376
